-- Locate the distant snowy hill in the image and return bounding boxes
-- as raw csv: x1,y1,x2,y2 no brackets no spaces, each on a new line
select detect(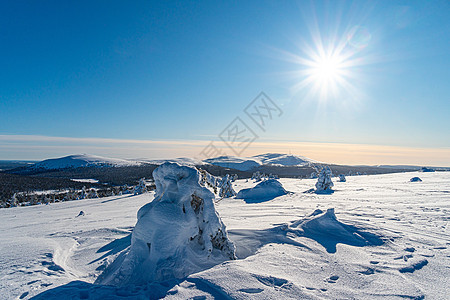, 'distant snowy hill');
29,154,144,170
204,153,318,171
144,157,206,167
